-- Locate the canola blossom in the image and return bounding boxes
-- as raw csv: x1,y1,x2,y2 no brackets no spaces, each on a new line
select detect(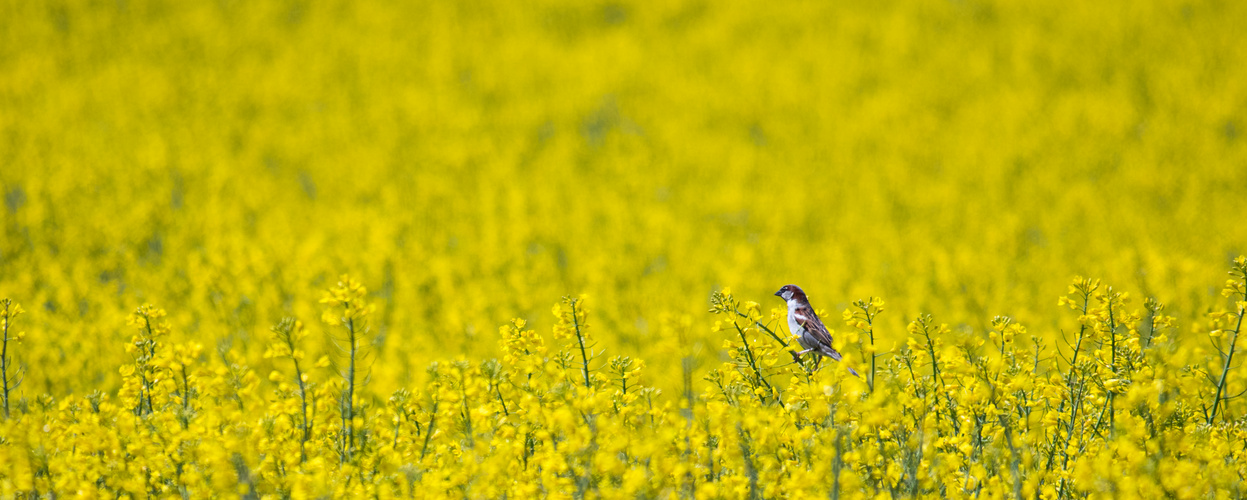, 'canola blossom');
3,0,1247,498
